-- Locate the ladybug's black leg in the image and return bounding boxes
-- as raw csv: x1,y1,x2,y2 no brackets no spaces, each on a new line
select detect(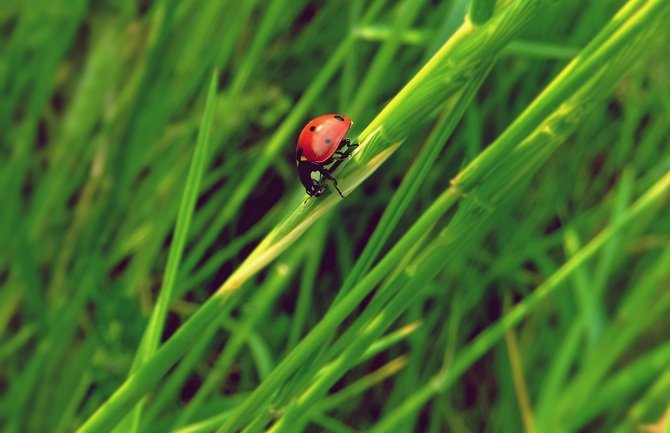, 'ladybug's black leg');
326,159,344,174
322,140,358,163
326,140,359,174
337,141,359,158
313,165,344,198
335,139,359,157
336,138,351,151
